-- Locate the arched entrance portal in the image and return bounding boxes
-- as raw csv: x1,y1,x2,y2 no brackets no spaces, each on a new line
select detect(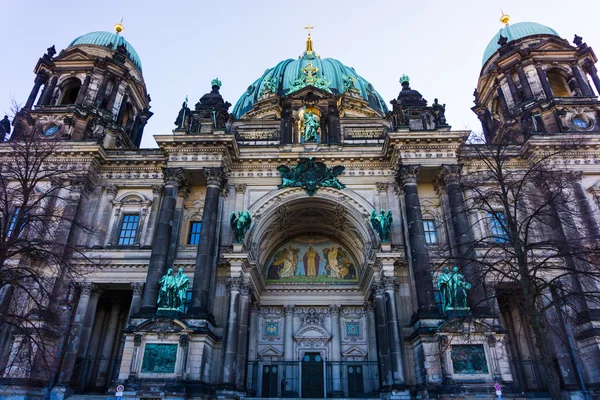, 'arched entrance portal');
242,188,381,398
